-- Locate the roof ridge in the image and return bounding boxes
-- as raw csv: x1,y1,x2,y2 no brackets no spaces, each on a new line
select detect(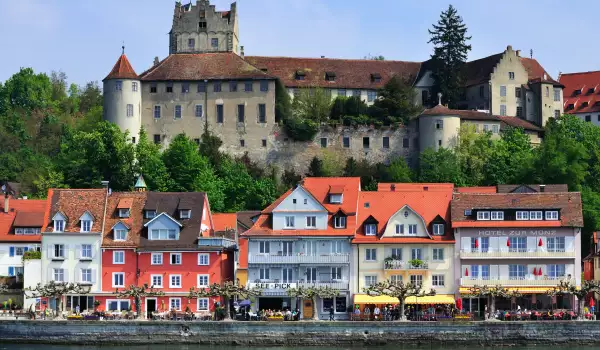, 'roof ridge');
560,70,600,76
245,55,422,64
